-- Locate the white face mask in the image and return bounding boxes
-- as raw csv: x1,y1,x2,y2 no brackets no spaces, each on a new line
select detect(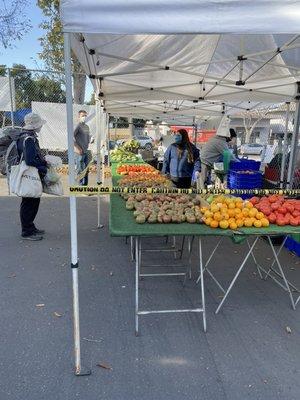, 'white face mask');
79,116,86,123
